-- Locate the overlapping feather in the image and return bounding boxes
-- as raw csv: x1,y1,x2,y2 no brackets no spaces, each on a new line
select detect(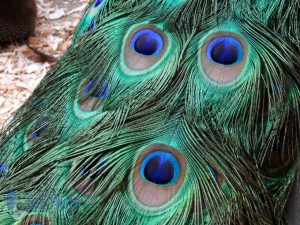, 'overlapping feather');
0,0,299,224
